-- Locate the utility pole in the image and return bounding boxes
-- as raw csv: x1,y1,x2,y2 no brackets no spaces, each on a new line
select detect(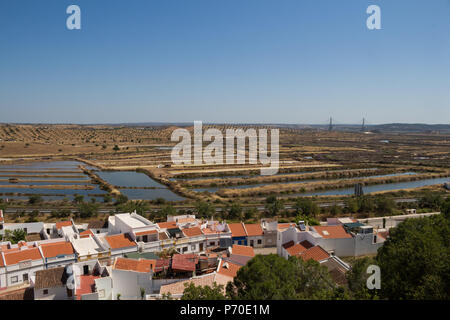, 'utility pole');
328,117,333,131
361,118,366,132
